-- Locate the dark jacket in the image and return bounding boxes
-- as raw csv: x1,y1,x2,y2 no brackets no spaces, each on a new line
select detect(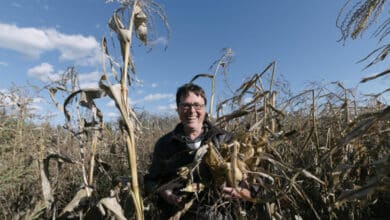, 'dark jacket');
144,120,232,195
144,121,233,219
